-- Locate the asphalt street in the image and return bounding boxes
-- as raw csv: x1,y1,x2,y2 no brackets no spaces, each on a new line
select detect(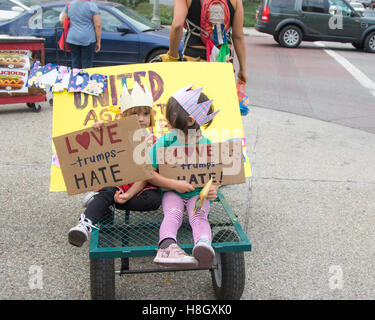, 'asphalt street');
0,30,375,301
244,27,375,134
